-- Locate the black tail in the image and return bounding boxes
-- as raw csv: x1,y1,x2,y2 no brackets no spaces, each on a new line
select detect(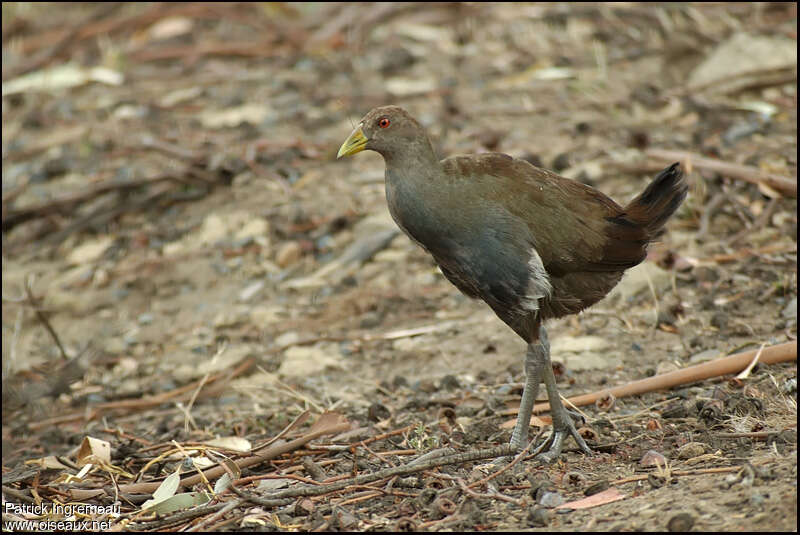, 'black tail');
624,162,687,238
